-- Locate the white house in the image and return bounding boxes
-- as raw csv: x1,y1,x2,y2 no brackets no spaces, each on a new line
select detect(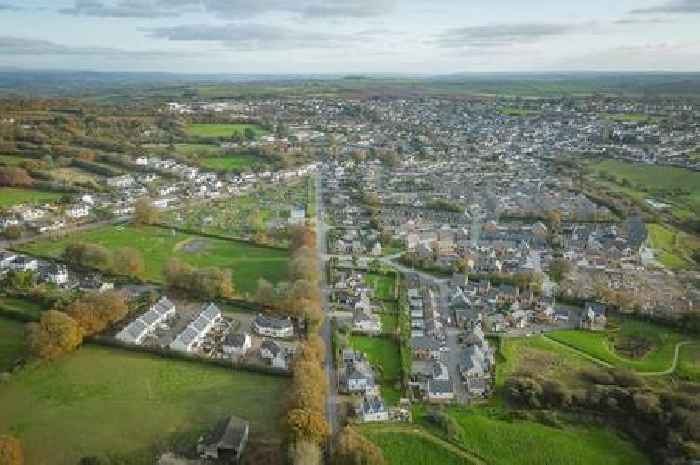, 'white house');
66,204,91,219
170,303,222,352
116,297,176,345
358,395,389,422
0,251,17,269
260,339,288,369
